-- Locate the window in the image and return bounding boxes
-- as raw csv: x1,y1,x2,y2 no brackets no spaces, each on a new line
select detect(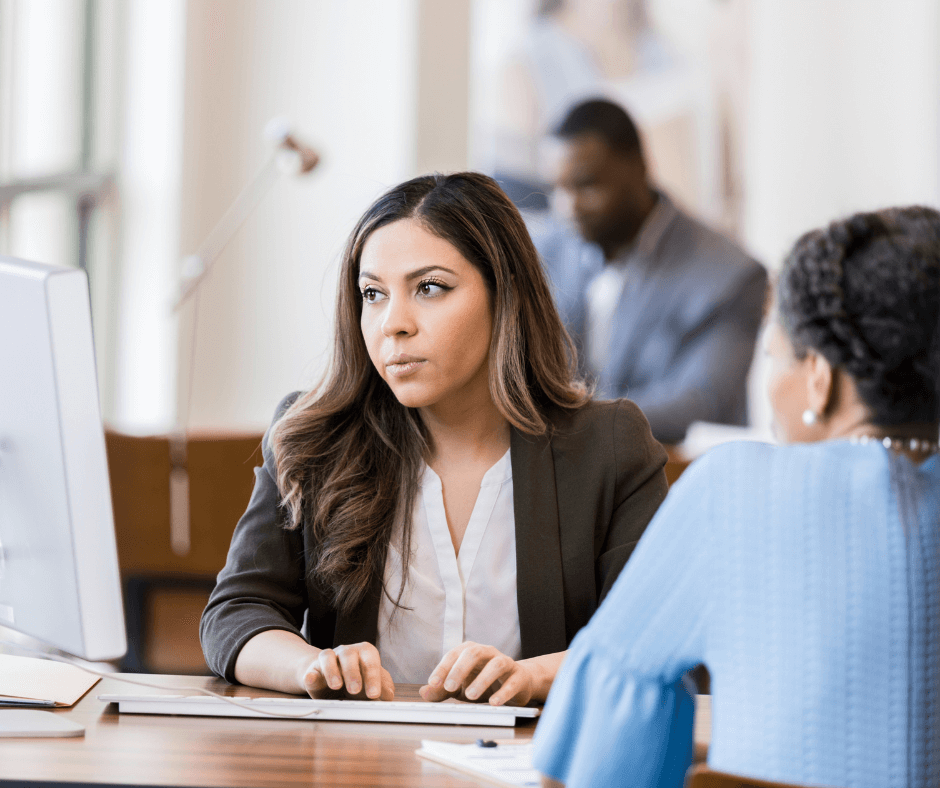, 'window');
0,0,121,406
